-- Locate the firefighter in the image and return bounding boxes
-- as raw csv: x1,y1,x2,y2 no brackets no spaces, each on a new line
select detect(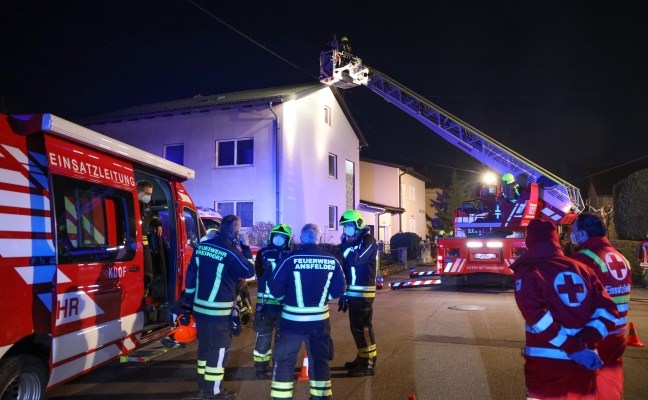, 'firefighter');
339,36,352,65
569,213,632,400
184,214,255,400
252,223,293,378
510,218,619,399
269,223,345,400
337,209,379,376
501,173,520,202
137,180,162,296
